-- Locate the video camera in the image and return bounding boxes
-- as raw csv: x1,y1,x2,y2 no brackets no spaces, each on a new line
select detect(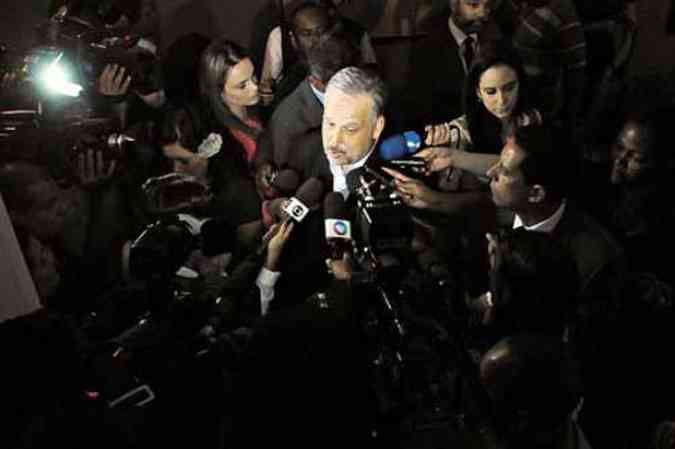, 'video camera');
351,166,414,259
1,1,160,107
